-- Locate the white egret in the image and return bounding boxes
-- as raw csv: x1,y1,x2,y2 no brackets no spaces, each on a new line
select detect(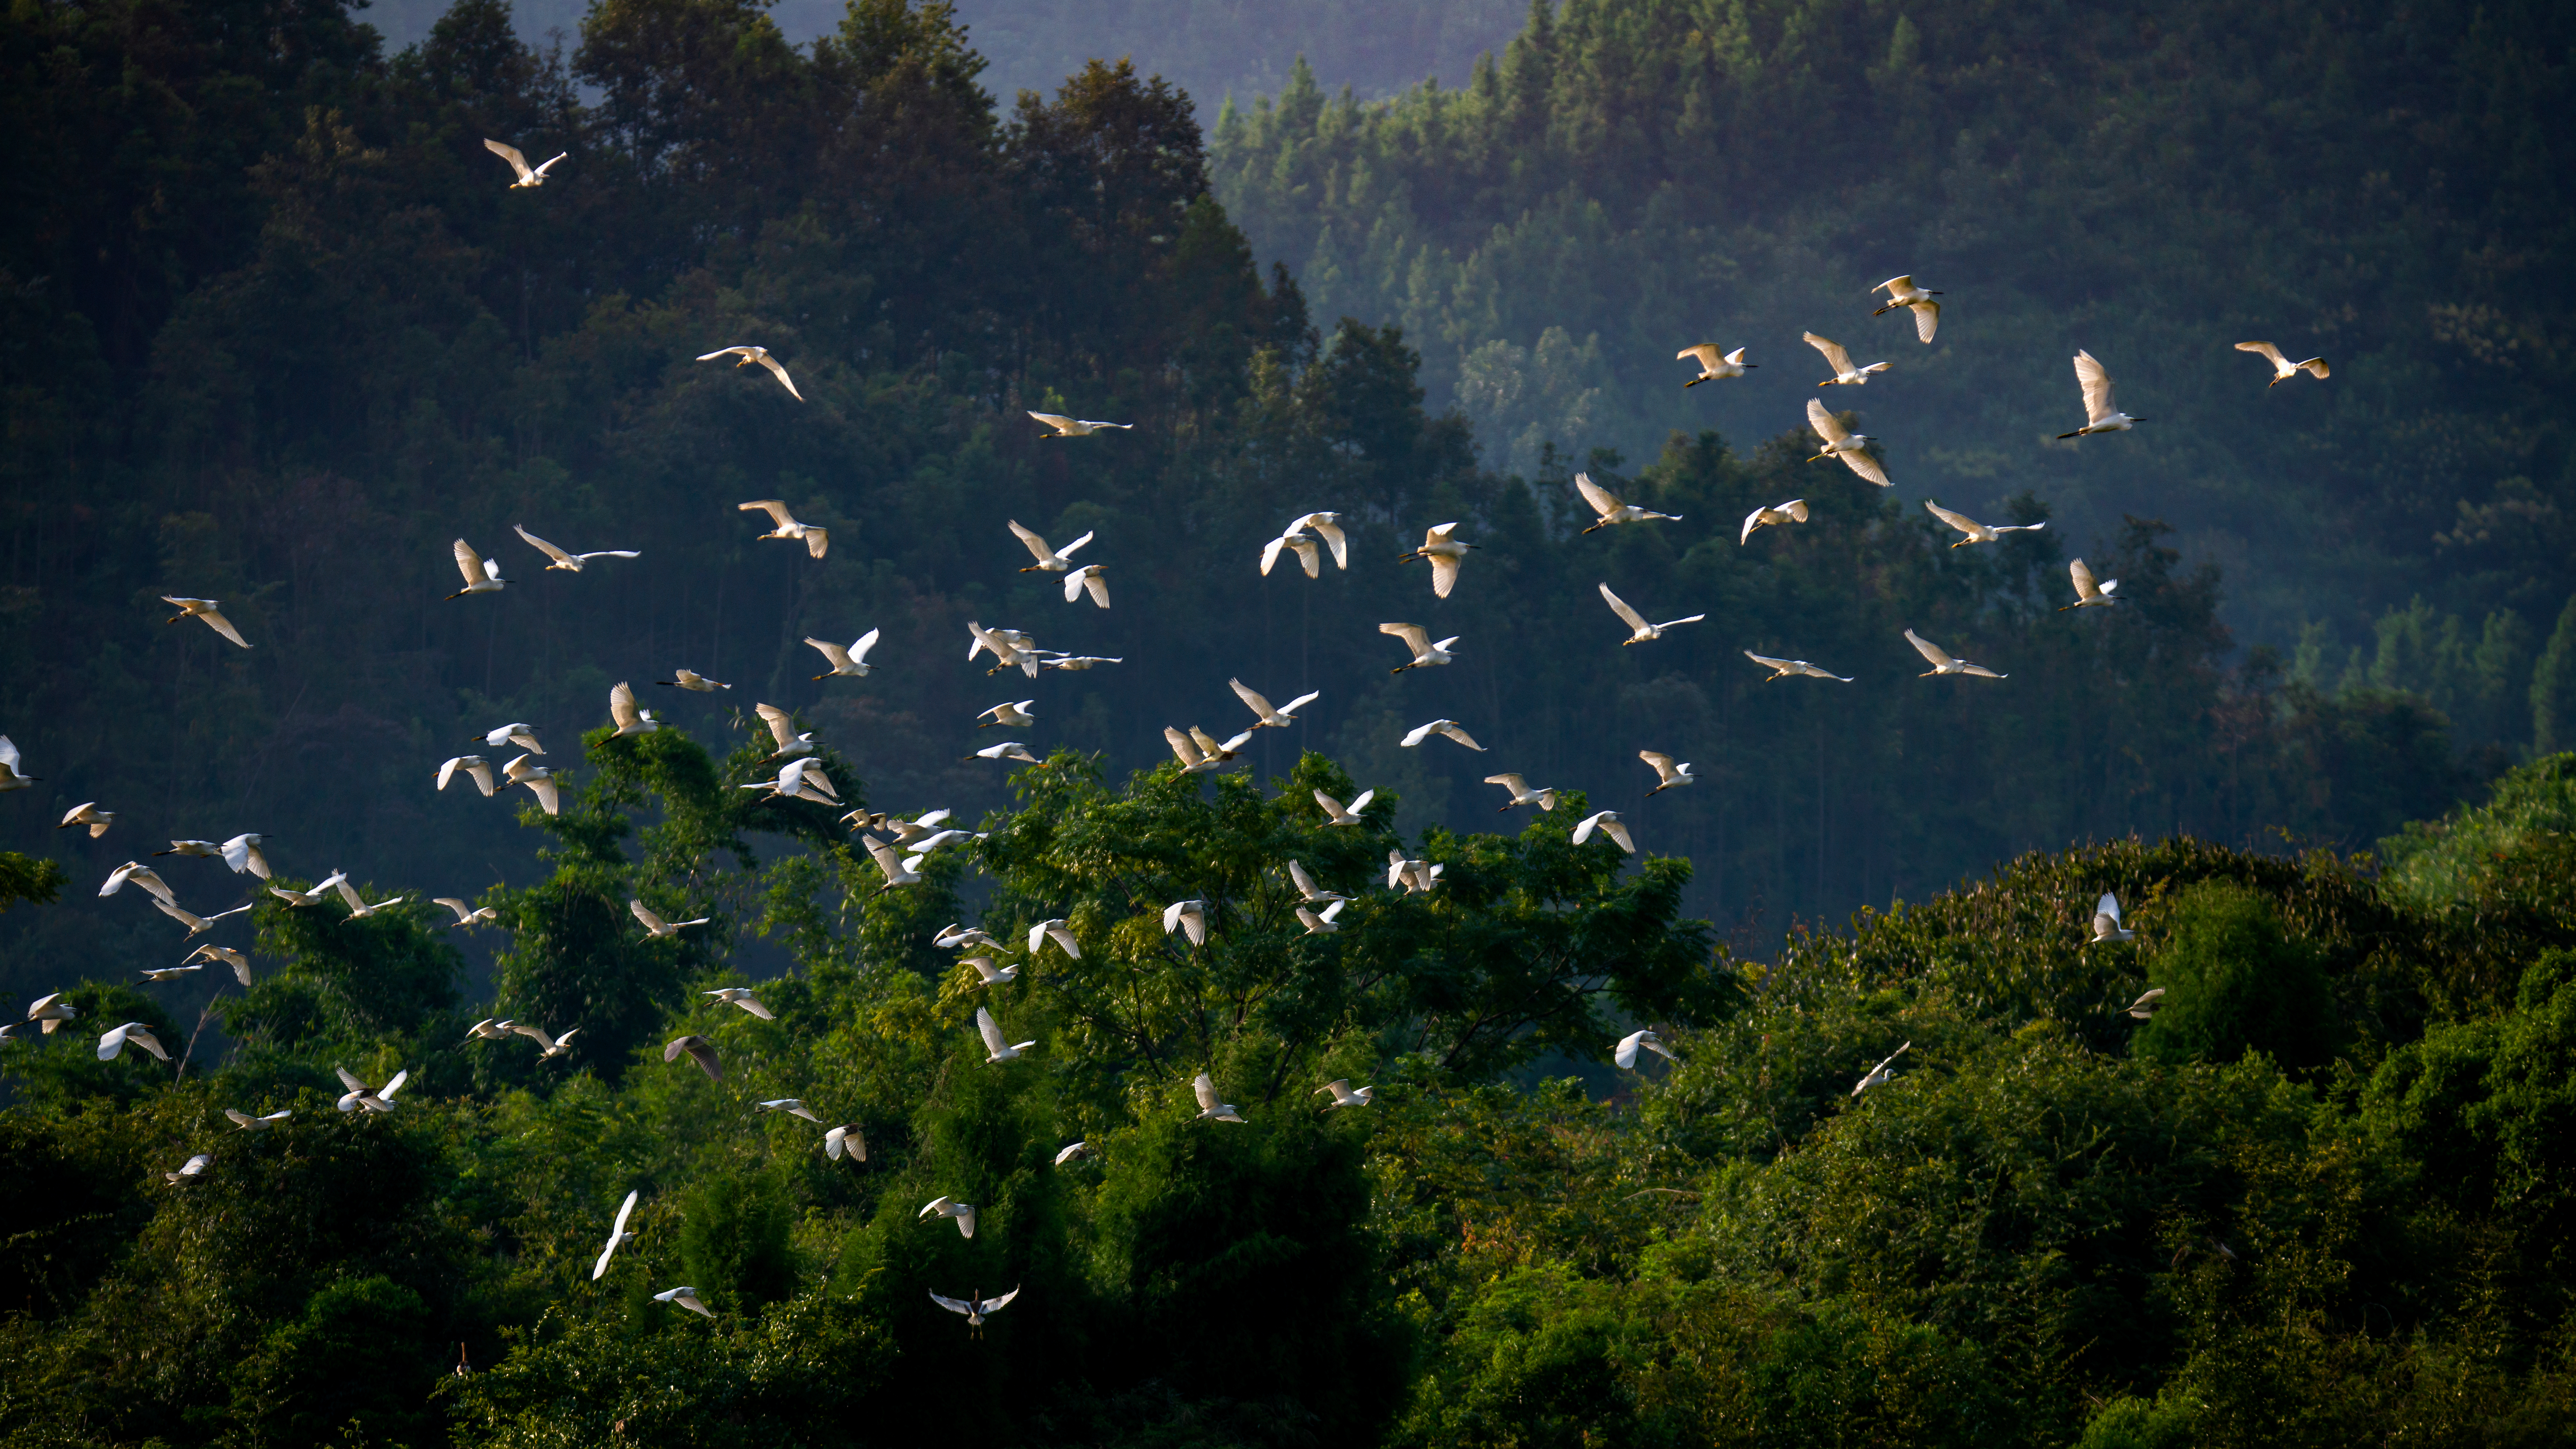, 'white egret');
1193,1072,1245,1122
101,862,178,904
704,986,772,1020
1288,512,1349,568
162,597,250,648
1640,751,1696,795
1036,651,1122,671
189,944,252,985
226,1107,291,1130
1615,1029,1675,1069
824,1125,866,1161
806,629,881,678
1231,679,1319,729
98,1022,170,1061
1312,788,1375,826
659,668,730,692
607,682,659,737
435,755,498,793
463,1018,519,1042
757,1098,821,1122
1028,412,1131,438
1572,811,1634,852
969,741,1040,765
1379,622,1459,673
980,700,1037,729
698,346,803,400
593,1190,639,1280
966,620,1041,676
139,962,202,982
58,802,115,838
483,138,564,188
1297,899,1348,935
1187,726,1253,763
155,839,222,860
1162,898,1208,946
751,702,814,760
2092,892,2136,944
167,1154,213,1185
740,757,838,805
886,810,965,848
1925,499,2044,547
1028,919,1081,959
334,877,410,919
2235,340,2328,386
1484,774,1559,812
1741,498,1808,544
1805,331,1890,386
474,722,544,754
1870,276,1942,342
1905,628,2006,679
1744,649,1854,683
1806,398,1891,486
1676,344,1754,386
2127,988,2164,1020
737,498,827,556
1286,859,1348,903
2057,350,2142,438
334,1064,408,1113
267,870,349,906
654,1286,714,1317
1574,473,1680,533
1008,520,1094,571
1852,1042,1910,1096
512,524,637,572
631,898,708,939
1386,852,1444,894
929,1286,1019,1337
2062,559,2121,610
1053,1140,1091,1166
664,1034,722,1081
526,1024,580,1059
861,834,927,891
1160,728,1222,774
934,920,999,950
1062,564,1110,608
0,736,34,791
1599,582,1705,644
960,955,1018,986
156,898,253,935
446,539,507,598
1401,719,1485,751
976,1006,1033,1063
1315,1079,1373,1108
1398,522,1475,598
26,992,77,1034
220,834,272,879
1261,526,1322,578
